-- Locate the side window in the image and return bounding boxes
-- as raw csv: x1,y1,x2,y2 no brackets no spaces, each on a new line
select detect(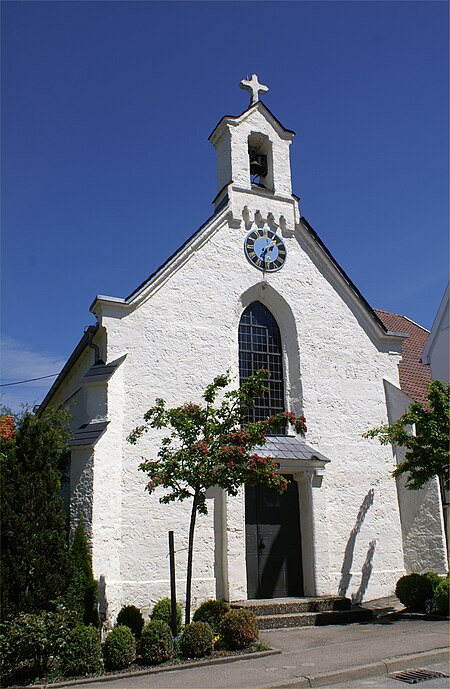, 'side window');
238,301,285,426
